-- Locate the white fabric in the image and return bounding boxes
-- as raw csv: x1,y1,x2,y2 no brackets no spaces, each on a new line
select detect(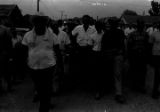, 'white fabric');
57,30,70,50
124,27,135,37
22,28,58,70
146,27,158,36
90,31,104,51
72,25,96,46
12,35,22,48
149,31,160,56
146,27,154,36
